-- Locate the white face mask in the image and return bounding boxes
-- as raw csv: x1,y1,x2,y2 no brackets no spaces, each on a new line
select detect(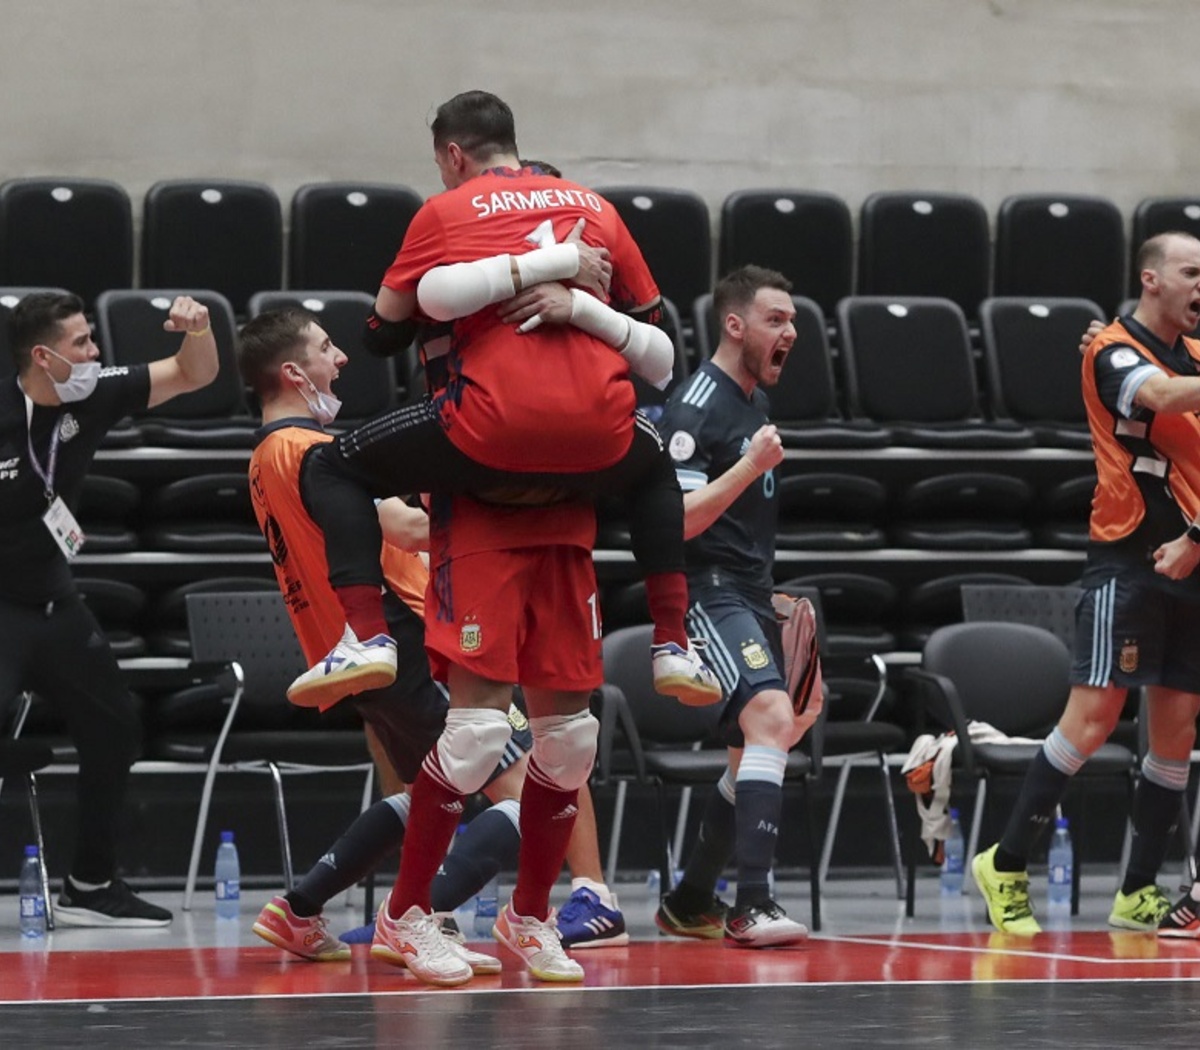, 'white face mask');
291,365,342,425
46,348,101,403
